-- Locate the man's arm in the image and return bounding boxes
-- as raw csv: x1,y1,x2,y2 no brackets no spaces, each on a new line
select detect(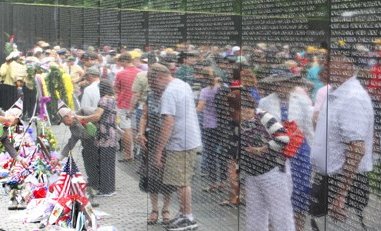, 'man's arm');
330,140,365,220
76,107,104,123
154,114,175,166
341,141,365,195
61,135,80,159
